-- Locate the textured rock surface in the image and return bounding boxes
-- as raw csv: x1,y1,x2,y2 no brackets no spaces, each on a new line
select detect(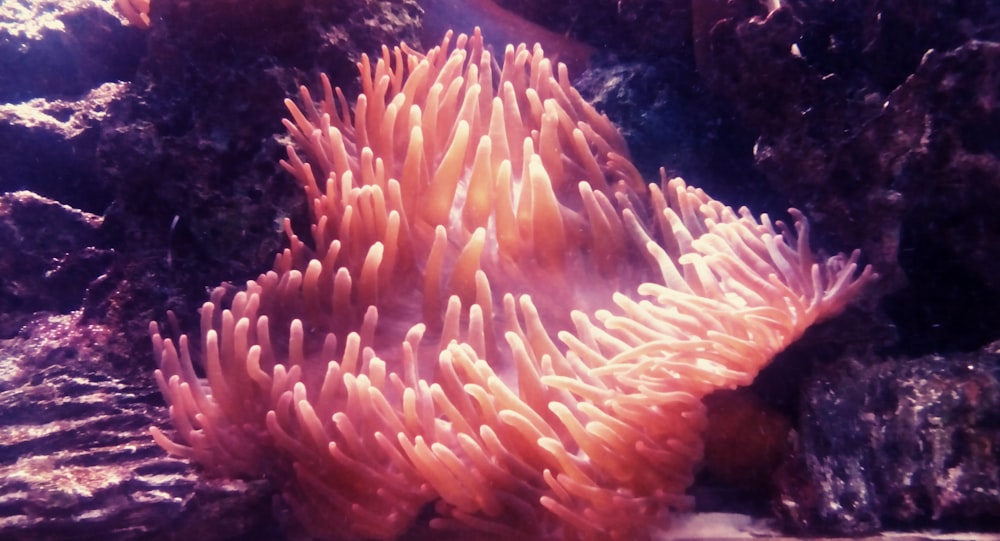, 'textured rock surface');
0,313,278,541
93,0,423,368
704,1,1000,355
0,0,143,213
0,0,421,539
0,84,129,214
0,192,112,339
878,41,1000,354
698,1,1000,532
0,0,144,103
776,345,1000,534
